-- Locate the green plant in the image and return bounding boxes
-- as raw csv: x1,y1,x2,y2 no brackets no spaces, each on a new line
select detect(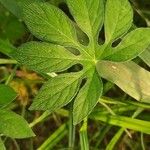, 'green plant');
11,0,150,124
0,0,150,149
